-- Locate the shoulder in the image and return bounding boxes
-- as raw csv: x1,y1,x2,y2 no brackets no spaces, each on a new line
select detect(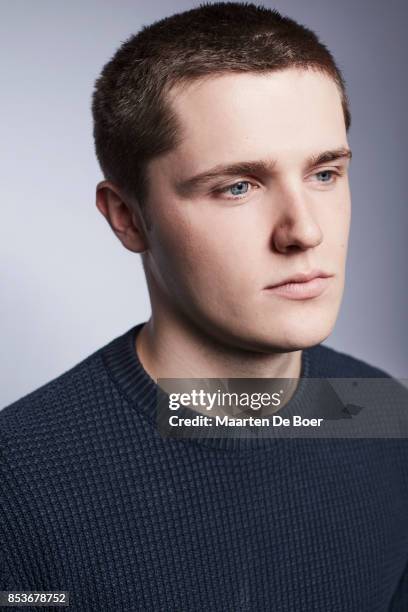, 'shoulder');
0,331,141,523
304,345,408,448
0,325,145,467
305,343,393,378
0,336,122,467
0,345,103,429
